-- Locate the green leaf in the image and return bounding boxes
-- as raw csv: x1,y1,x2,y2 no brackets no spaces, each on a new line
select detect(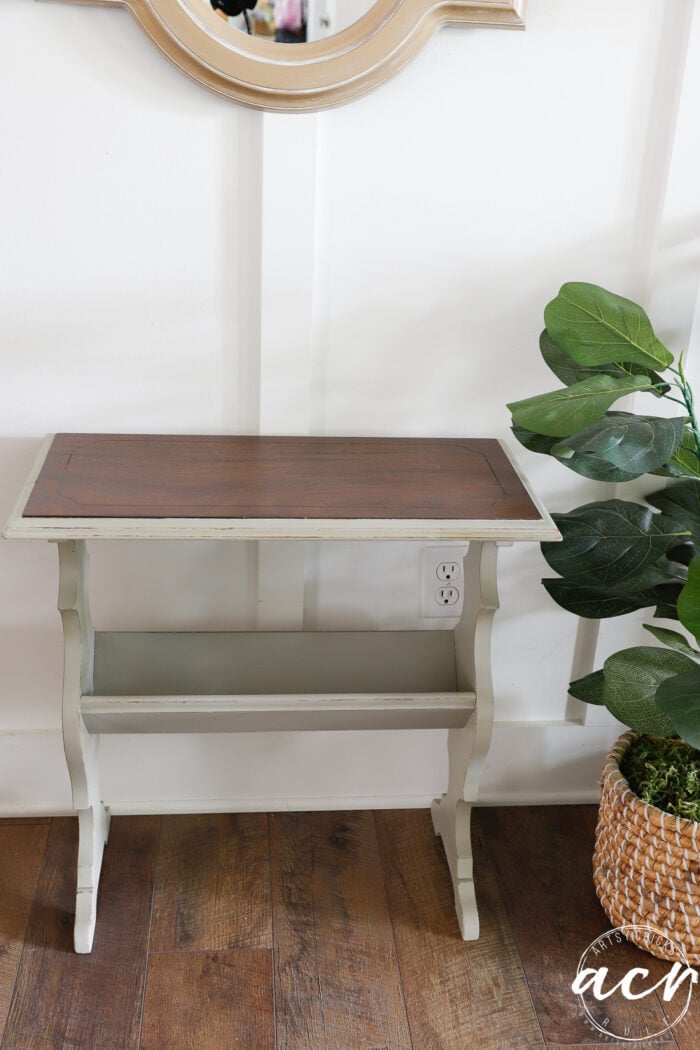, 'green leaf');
543,579,683,619
646,480,700,562
511,425,560,457
539,329,670,395
642,623,700,657
666,543,695,567
677,557,700,642
603,647,690,736
650,581,684,620
507,375,652,438
512,425,639,483
543,282,674,370
652,430,700,480
569,669,606,704
655,667,700,747
541,500,690,590
550,413,685,477
646,480,700,548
